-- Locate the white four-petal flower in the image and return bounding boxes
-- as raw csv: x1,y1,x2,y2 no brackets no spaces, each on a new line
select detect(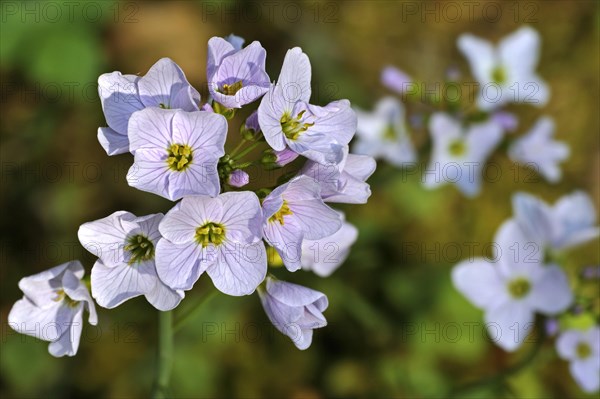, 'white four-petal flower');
556,326,600,393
